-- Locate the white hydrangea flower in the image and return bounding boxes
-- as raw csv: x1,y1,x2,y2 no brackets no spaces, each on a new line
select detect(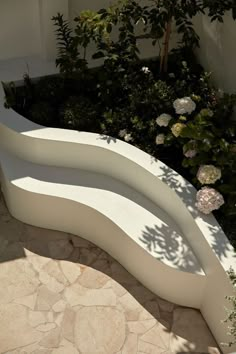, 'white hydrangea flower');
119,129,127,138
124,133,133,142
184,149,197,158
173,97,196,115
171,123,186,137
141,66,150,74
156,113,172,127
196,187,224,214
155,134,165,145
197,165,222,185
183,140,197,158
